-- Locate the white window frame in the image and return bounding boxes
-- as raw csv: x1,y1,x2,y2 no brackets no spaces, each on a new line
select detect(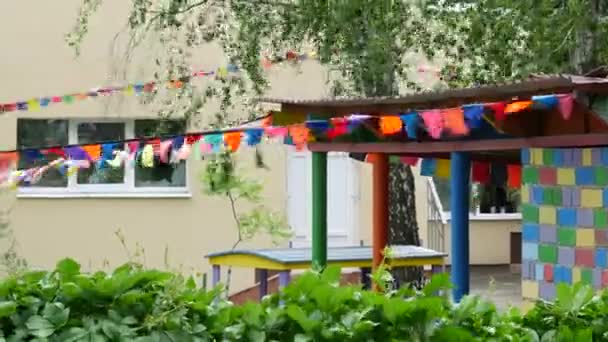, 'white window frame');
429,177,521,222
17,118,191,199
